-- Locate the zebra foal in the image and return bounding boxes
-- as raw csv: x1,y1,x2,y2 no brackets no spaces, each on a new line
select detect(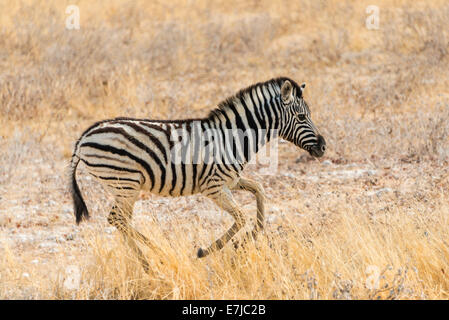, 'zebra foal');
70,77,326,270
